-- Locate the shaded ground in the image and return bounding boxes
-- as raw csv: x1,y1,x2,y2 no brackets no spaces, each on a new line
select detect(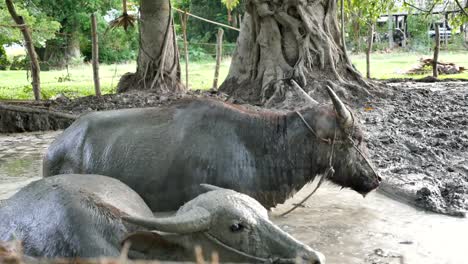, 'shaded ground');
360,81,468,217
